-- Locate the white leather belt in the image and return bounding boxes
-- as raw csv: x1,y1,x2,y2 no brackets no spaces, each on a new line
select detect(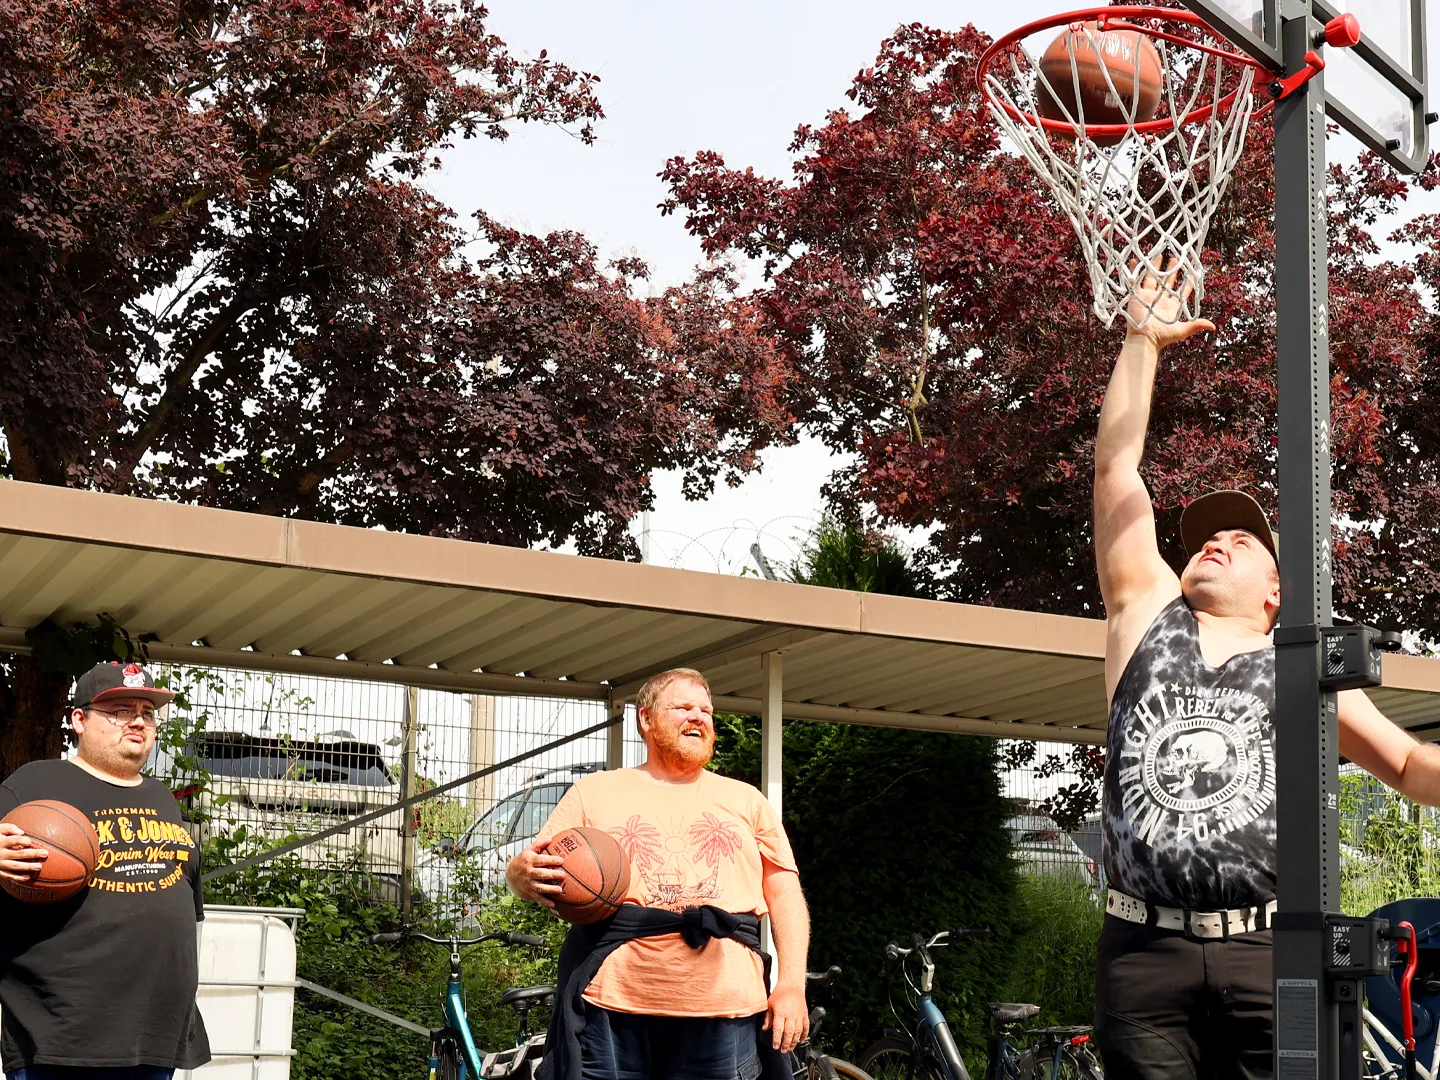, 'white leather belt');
1107,888,1276,940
